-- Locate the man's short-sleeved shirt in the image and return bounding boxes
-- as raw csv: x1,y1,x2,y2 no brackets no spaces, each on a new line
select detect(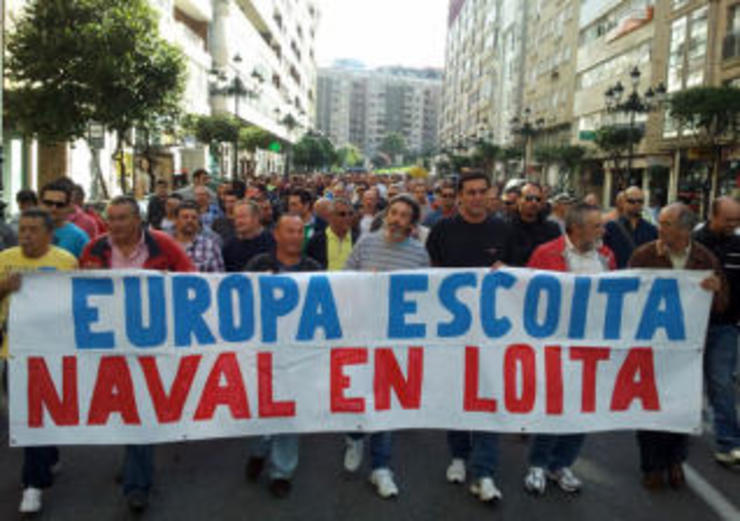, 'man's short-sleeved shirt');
54,222,90,258
344,231,430,271
0,246,77,357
